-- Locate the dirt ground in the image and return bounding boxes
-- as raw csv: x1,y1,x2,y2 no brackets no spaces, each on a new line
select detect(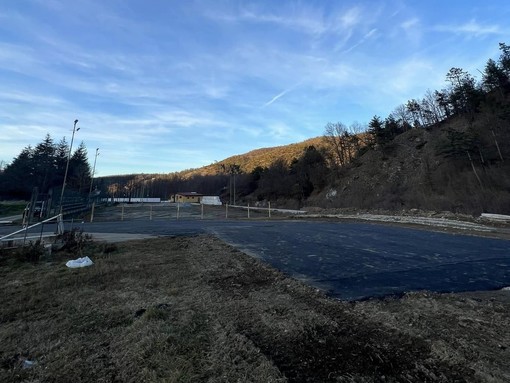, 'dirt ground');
1,235,509,382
